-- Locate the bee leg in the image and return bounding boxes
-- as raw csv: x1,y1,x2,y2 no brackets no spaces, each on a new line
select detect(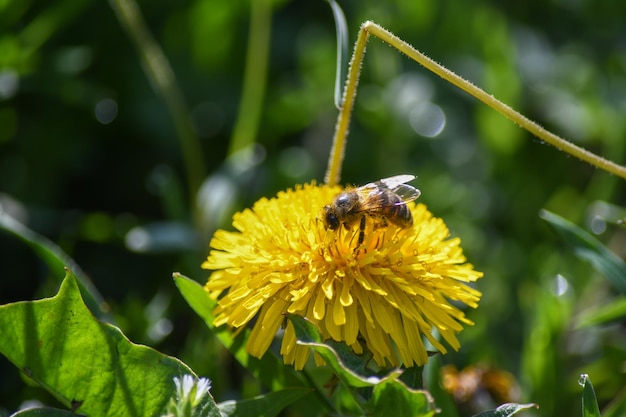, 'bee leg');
358,216,366,246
